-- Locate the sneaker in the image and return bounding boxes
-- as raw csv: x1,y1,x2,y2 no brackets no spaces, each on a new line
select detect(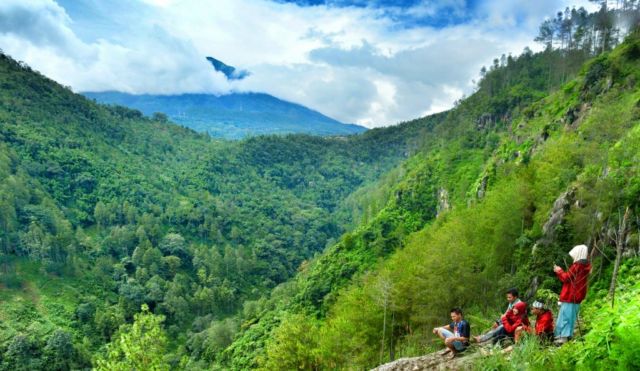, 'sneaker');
554,337,569,346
